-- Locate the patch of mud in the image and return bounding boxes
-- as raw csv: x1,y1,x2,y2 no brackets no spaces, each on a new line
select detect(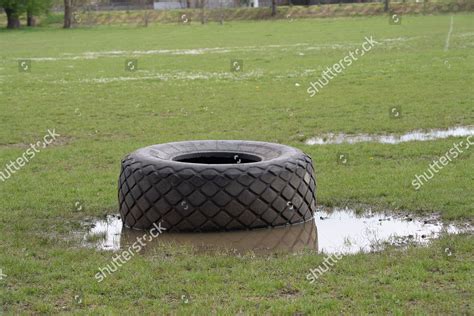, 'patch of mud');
305,126,474,145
